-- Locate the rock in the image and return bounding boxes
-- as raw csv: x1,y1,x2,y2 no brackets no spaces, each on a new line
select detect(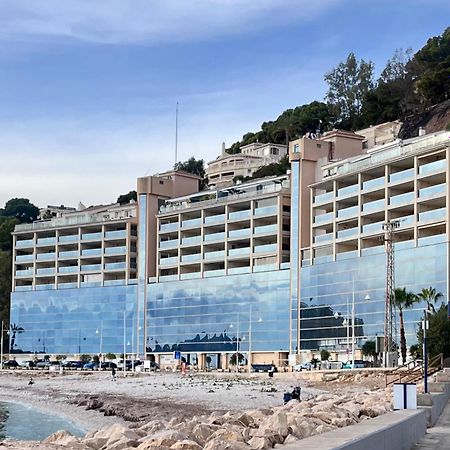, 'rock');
108,436,140,450
191,424,219,445
107,429,141,447
139,430,189,448
204,438,250,450
208,428,244,443
83,436,109,449
283,434,298,445
315,424,333,434
260,411,288,437
139,420,168,434
247,436,273,450
170,439,202,450
42,430,77,445
137,443,172,450
331,417,355,427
